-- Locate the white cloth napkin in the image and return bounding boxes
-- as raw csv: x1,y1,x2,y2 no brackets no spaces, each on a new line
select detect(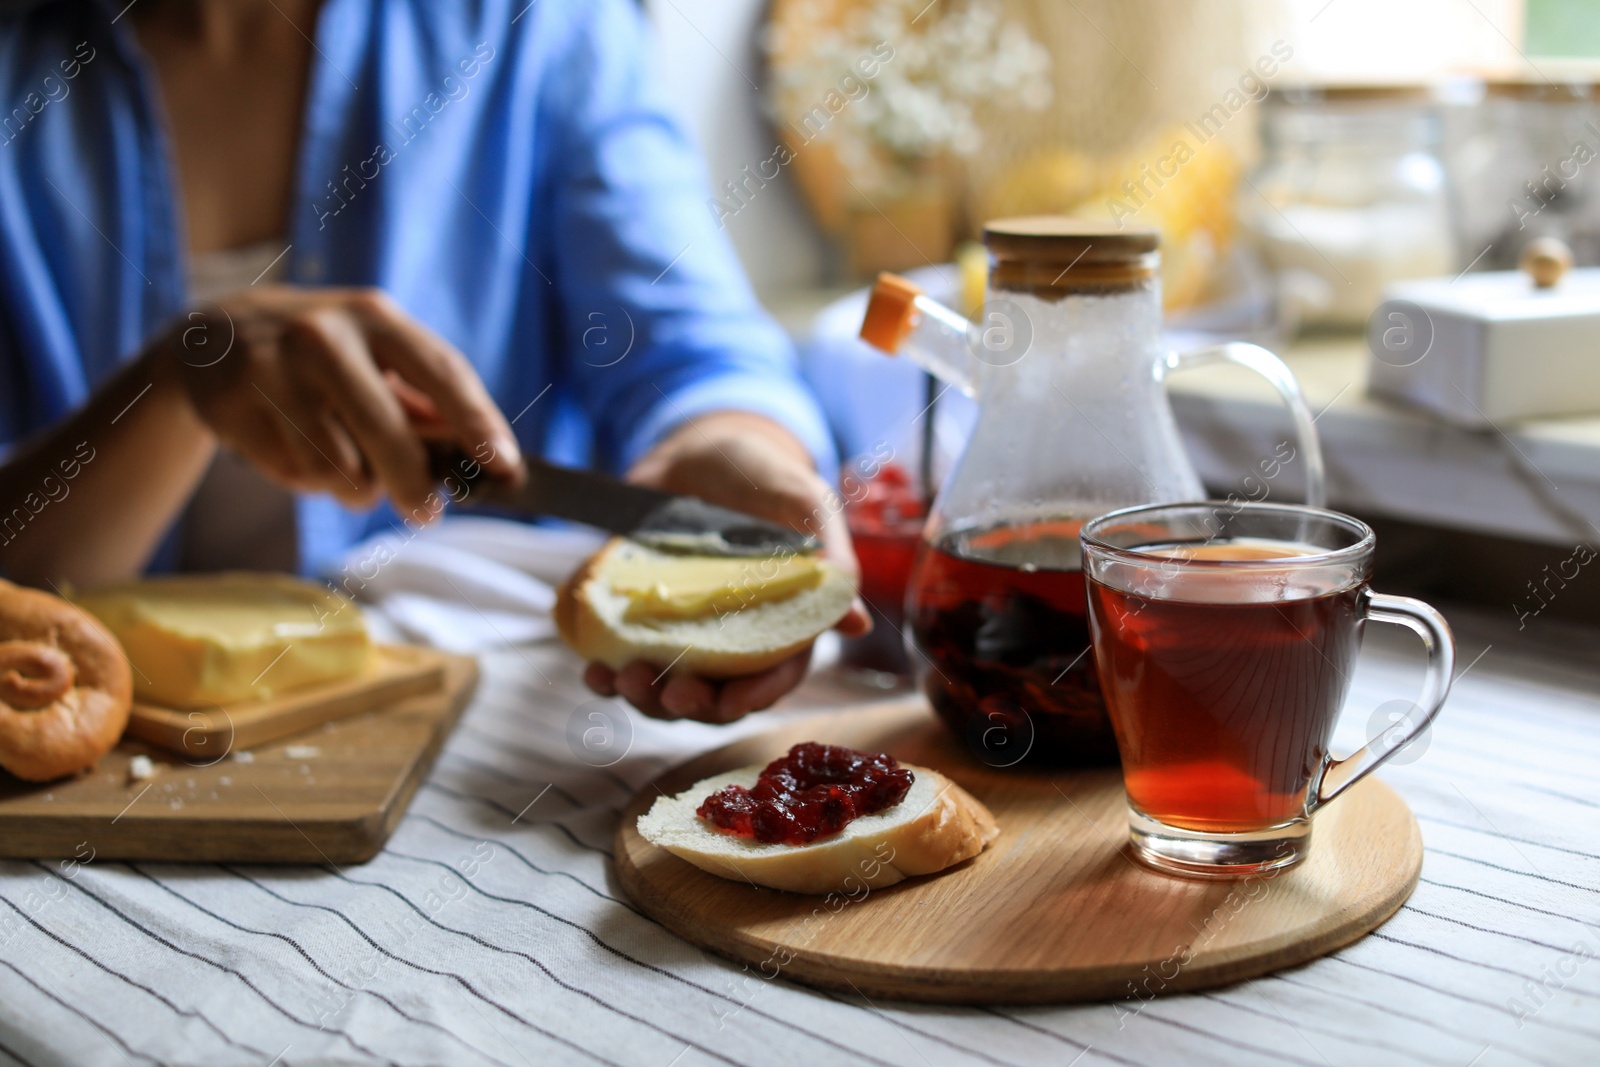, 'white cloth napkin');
329,517,605,652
